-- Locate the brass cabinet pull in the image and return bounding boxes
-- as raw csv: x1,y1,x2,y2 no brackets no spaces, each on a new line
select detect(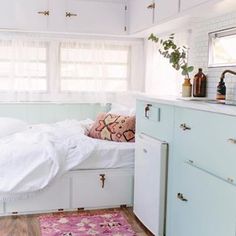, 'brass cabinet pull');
228,138,236,144
145,104,152,119
180,123,191,131
177,193,188,202
227,177,234,183
66,12,77,17
147,3,156,9
99,174,106,188
38,10,50,16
